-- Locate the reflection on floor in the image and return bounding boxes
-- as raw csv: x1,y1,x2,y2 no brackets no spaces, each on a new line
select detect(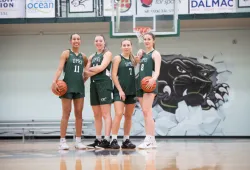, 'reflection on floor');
0,139,250,170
